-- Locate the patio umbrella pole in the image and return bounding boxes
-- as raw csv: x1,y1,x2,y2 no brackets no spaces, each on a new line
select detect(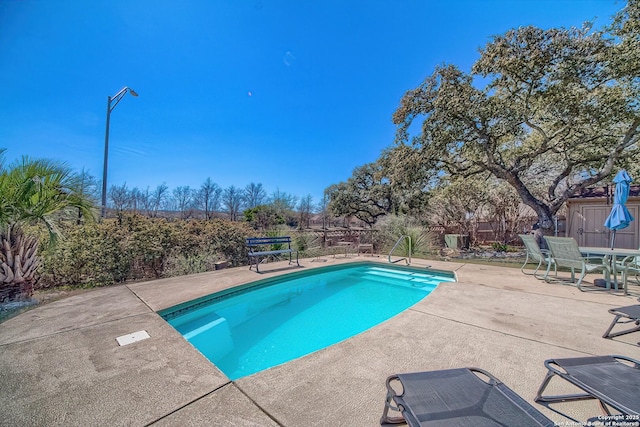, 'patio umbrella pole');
611,230,616,250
